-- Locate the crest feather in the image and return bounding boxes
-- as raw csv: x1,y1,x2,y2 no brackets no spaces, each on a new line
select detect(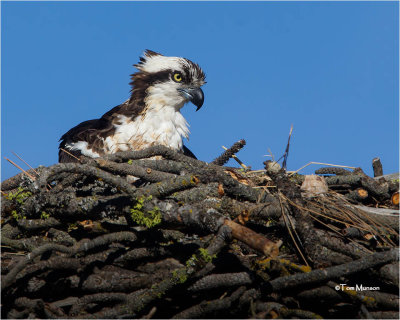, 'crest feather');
135,49,163,70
